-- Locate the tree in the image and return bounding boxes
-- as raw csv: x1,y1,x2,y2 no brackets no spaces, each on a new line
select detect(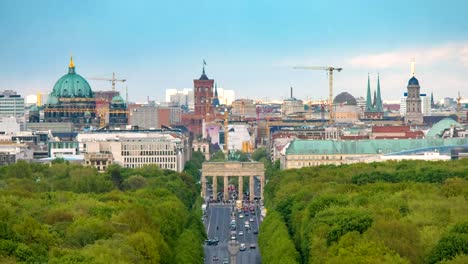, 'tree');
210,150,226,161
252,148,268,161
174,228,204,264
123,175,147,190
